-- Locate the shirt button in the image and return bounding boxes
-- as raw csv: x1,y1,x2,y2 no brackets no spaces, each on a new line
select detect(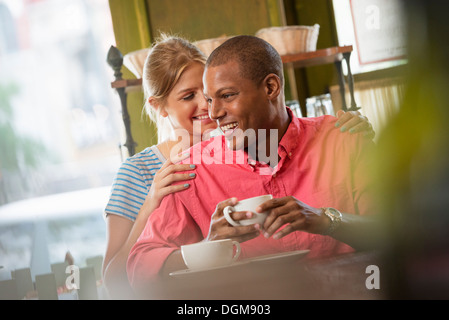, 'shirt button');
288,152,292,157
